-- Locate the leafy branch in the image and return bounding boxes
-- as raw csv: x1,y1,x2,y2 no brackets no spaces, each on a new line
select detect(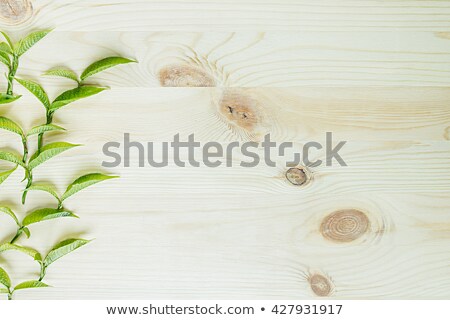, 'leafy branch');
0,118,79,204
0,237,90,299
1,266,48,300
0,173,116,244
0,29,135,299
28,173,118,209
0,30,50,104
